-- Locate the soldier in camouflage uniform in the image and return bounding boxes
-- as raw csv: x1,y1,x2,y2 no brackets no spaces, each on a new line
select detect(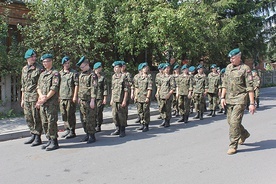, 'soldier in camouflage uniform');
157,63,176,127
37,54,60,151
134,62,153,132
93,62,107,132
218,68,226,113
189,66,196,114
252,70,261,108
192,65,208,120
132,63,143,123
110,61,129,137
76,56,98,144
21,49,43,146
155,63,165,119
221,48,256,155
172,64,180,117
59,56,79,139
207,64,221,117
176,64,193,123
